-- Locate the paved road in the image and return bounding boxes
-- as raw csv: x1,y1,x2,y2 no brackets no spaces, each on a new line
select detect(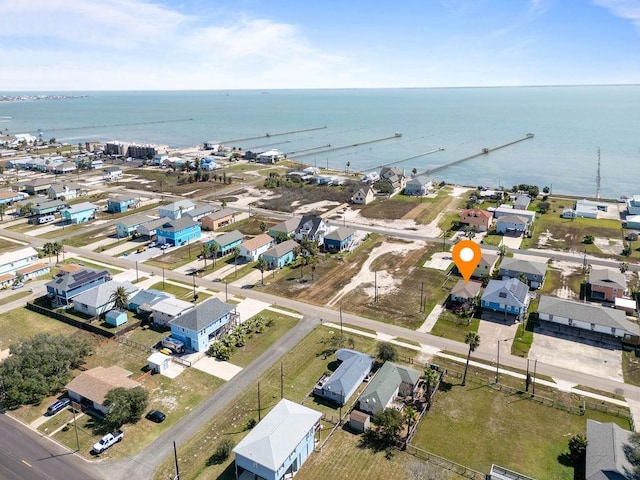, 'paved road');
0,414,98,480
